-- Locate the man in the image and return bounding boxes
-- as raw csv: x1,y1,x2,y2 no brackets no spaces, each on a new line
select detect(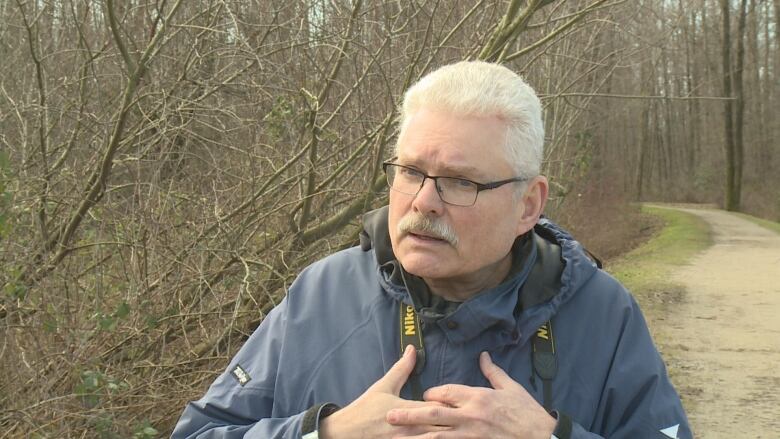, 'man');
173,61,692,439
